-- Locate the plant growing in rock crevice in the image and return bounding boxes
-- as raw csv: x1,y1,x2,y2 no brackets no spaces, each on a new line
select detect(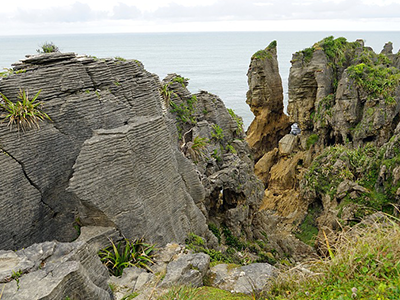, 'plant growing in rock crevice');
227,108,244,135
348,62,400,102
211,124,224,141
190,136,209,161
0,89,51,131
98,238,156,276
